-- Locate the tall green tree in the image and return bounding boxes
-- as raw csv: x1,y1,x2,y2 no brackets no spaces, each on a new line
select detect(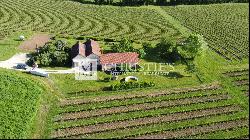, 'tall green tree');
155,36,180,62
31,40,70,67
112,38,135,53
177,34,202,61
